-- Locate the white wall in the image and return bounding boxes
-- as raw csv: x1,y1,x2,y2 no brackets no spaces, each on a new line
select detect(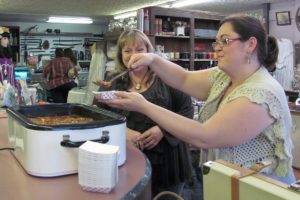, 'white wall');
1,21,107,34
269,0,299,43
1,21,108,66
